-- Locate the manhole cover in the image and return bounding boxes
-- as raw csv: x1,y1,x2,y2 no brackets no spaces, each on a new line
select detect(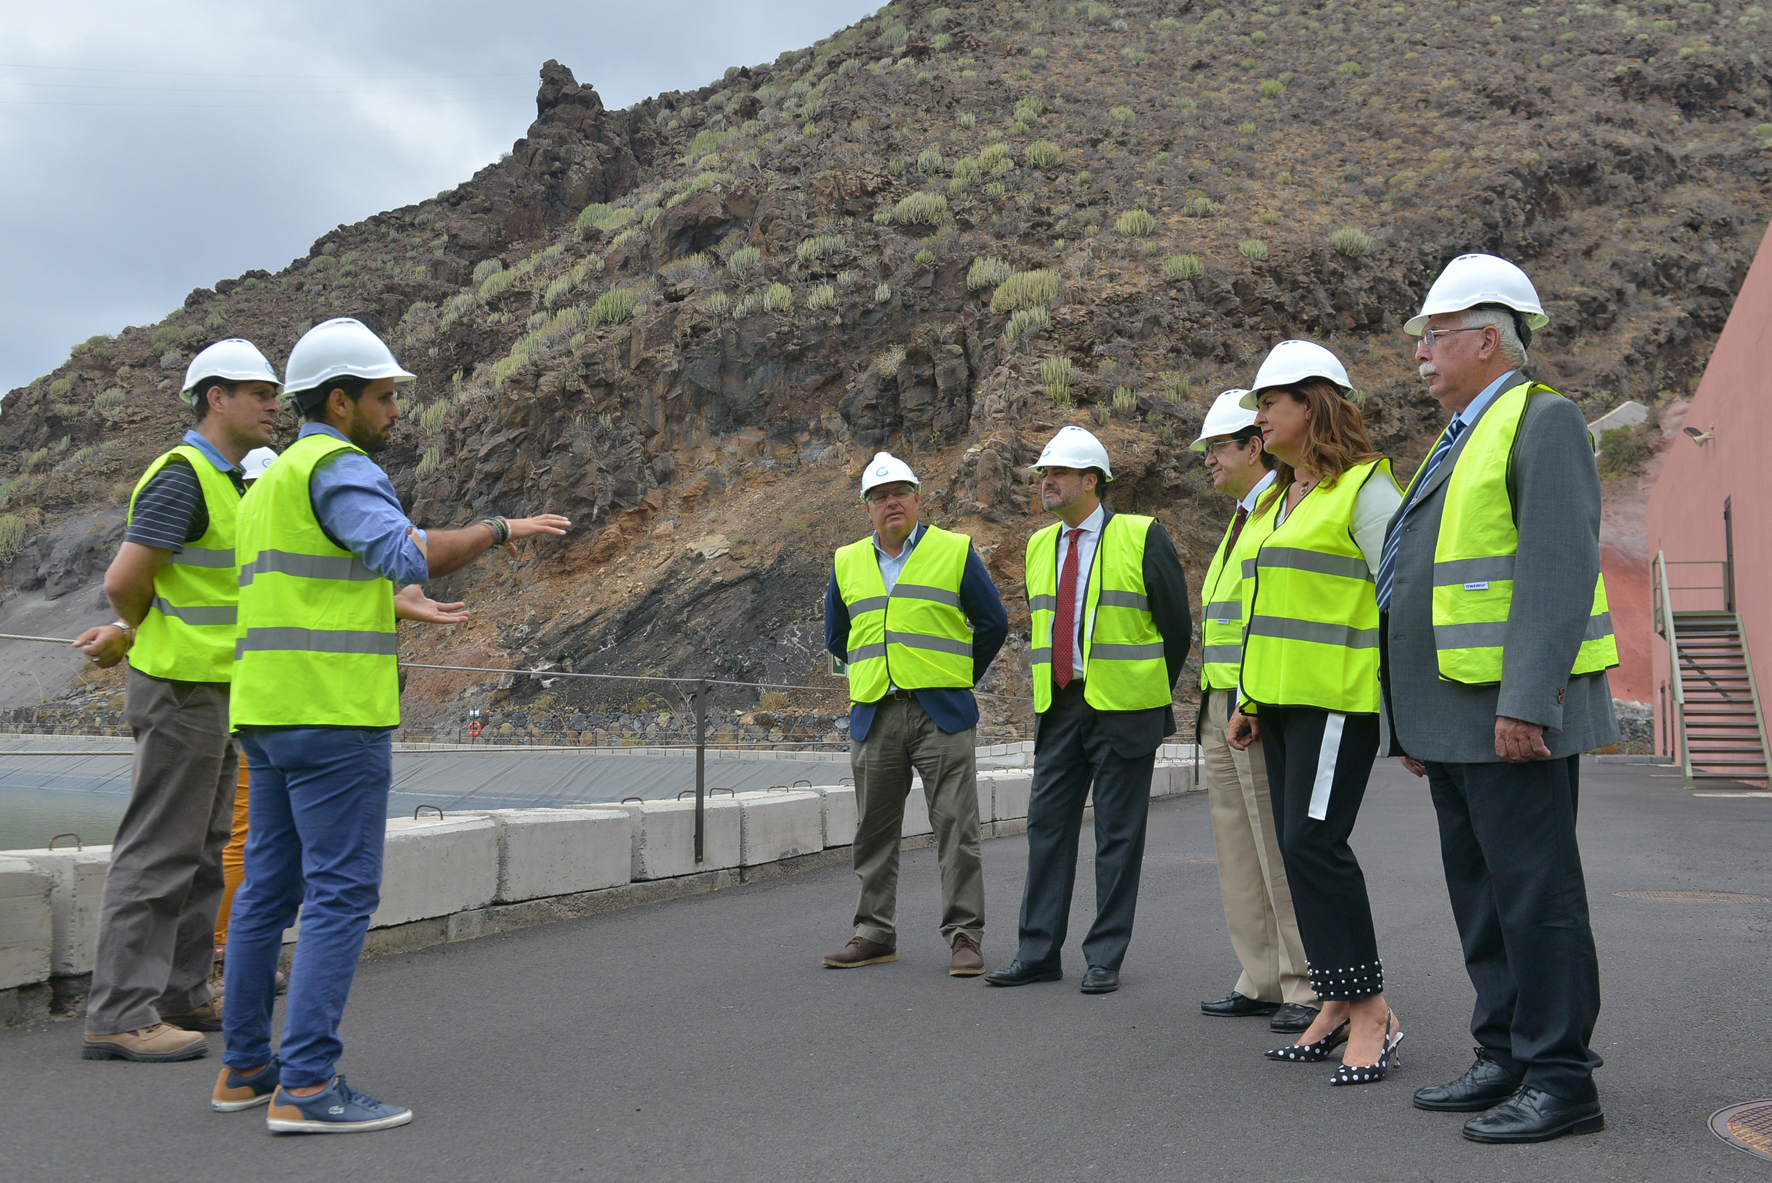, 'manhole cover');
1711,1101,1772,1162
1146,853,1218,864
1613,890,1769,903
